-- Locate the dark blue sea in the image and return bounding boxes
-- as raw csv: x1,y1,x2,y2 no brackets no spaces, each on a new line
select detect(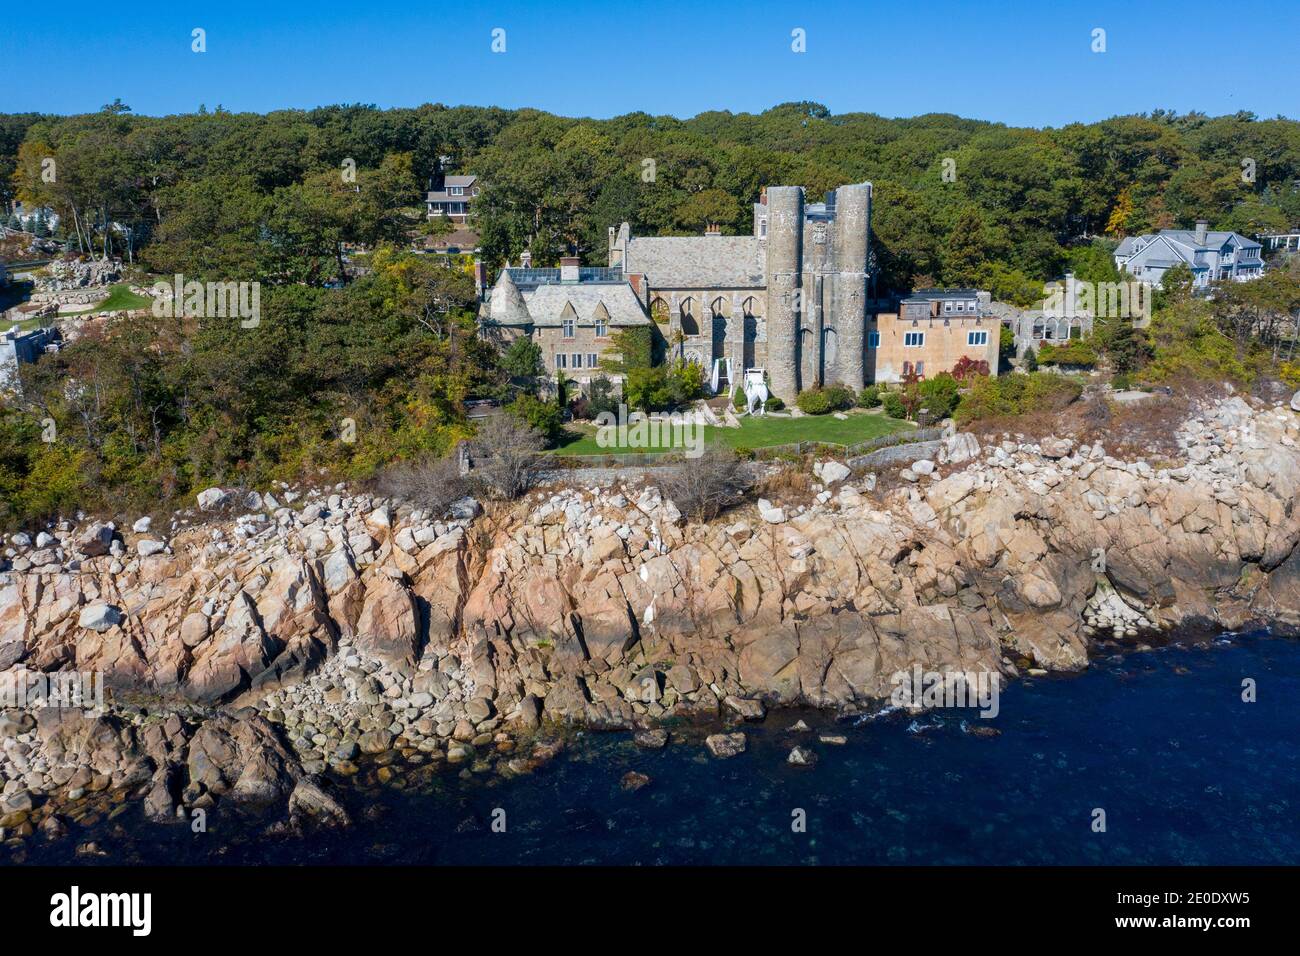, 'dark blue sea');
11,630,1300,865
